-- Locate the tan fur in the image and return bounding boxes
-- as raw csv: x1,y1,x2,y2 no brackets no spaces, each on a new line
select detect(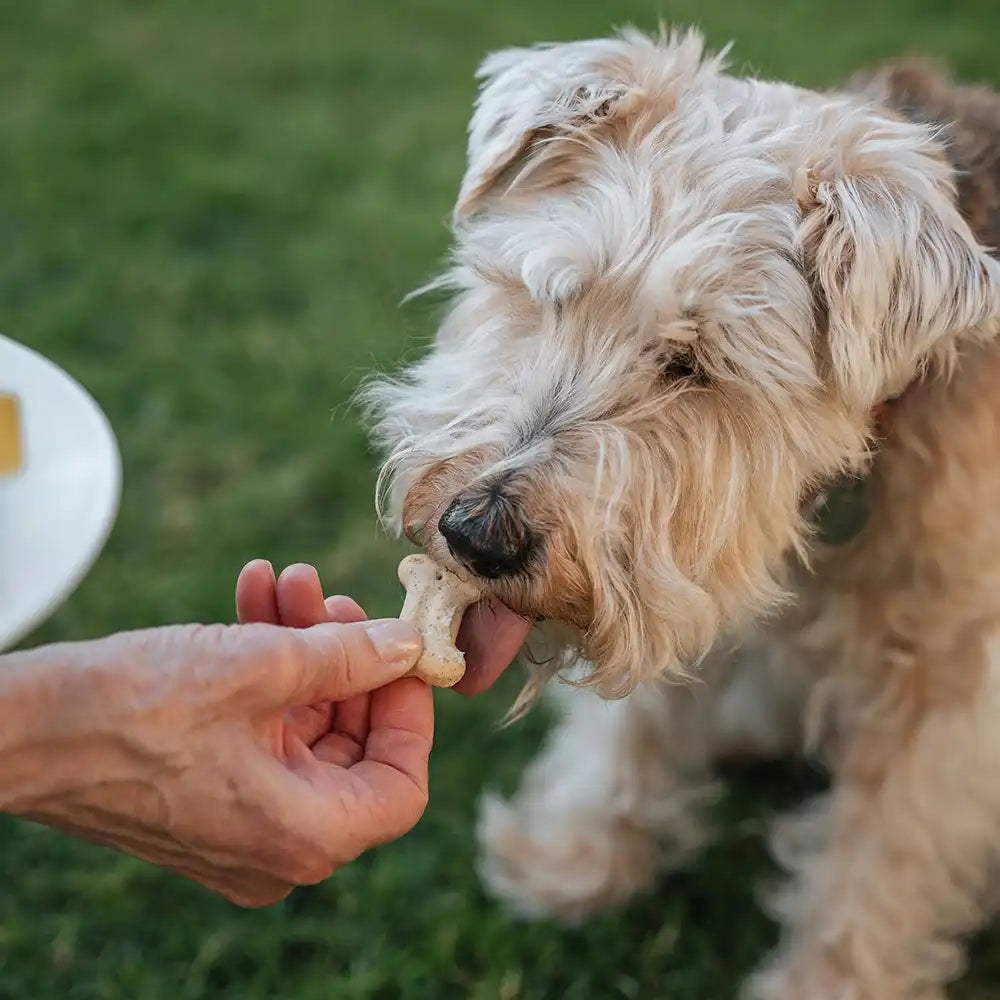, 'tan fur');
850,59,1000,251
363,30,1000,998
